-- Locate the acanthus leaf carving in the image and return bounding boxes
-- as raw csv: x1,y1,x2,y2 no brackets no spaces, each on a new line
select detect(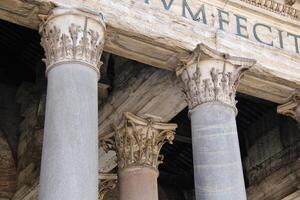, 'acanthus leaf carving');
177,44,256,113
39,8,106,77
113,112,177,170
